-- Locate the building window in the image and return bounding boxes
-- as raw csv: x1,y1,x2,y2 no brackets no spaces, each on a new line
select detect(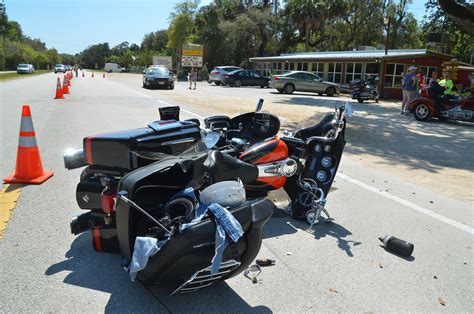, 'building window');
311,62,324,77
328,62,342,83
384,63,405,88
345,62,363,83
418,66,439,83
364,62,380,79
297,62,308,71
284,62,295,71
